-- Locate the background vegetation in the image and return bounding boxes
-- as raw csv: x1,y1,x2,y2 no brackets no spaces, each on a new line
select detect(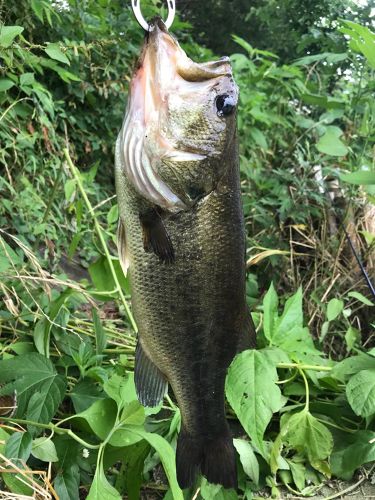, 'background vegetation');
0,0,374,498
